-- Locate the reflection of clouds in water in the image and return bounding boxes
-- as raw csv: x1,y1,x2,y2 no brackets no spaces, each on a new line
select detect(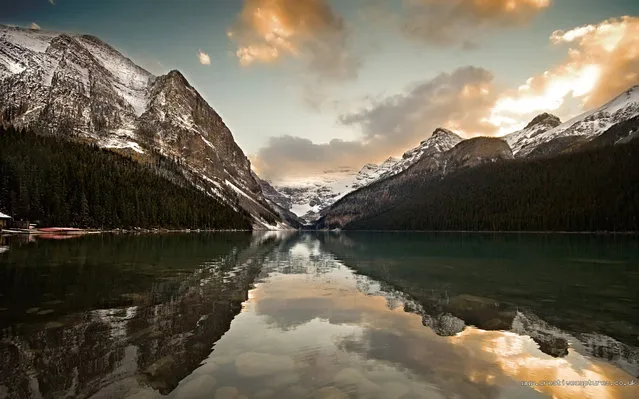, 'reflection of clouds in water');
55,232,634,399
453,329,636,399
289,237,321,258
216,248,638,399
